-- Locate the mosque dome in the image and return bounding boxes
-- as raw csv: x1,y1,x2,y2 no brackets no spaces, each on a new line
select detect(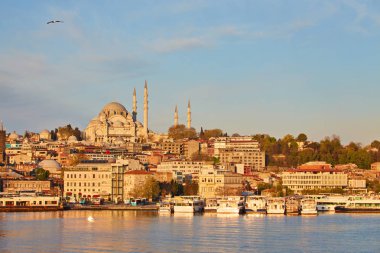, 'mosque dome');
102,102,128,117
39,159,61,174
67,135,78,143
40,129,50,135
9,131,19,141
